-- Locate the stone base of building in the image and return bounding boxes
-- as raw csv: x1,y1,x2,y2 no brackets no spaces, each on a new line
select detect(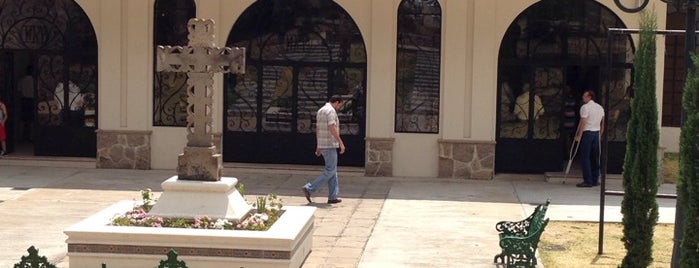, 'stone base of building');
96,130,151,169
365,137,394,177
438,139,495,180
